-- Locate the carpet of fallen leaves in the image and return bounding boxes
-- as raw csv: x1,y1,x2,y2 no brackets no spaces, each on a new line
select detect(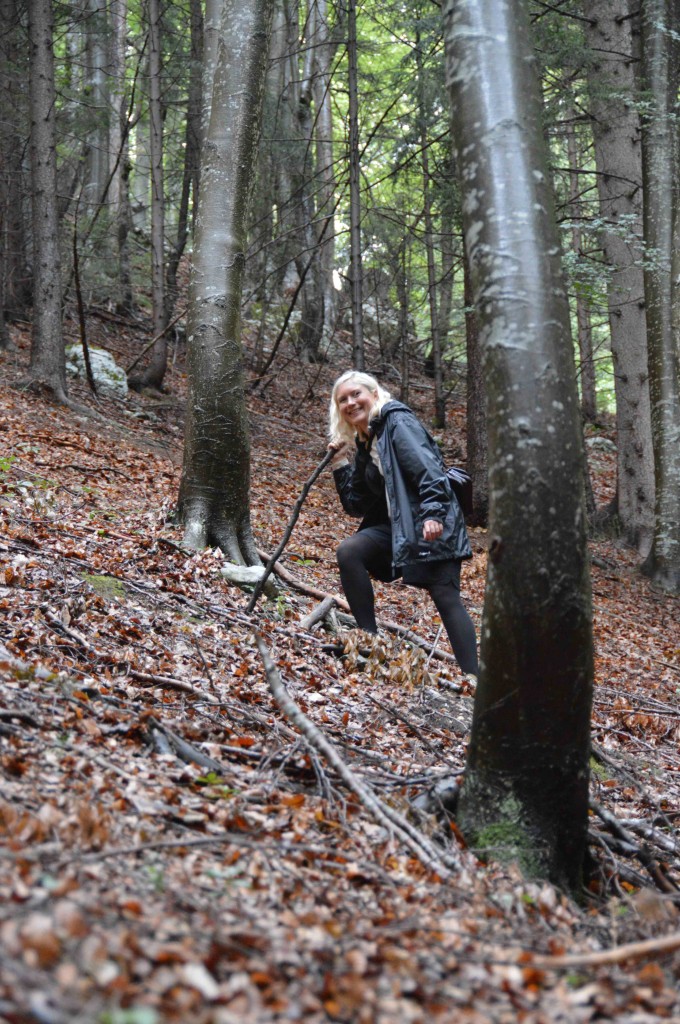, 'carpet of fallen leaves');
1,321,679,1024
